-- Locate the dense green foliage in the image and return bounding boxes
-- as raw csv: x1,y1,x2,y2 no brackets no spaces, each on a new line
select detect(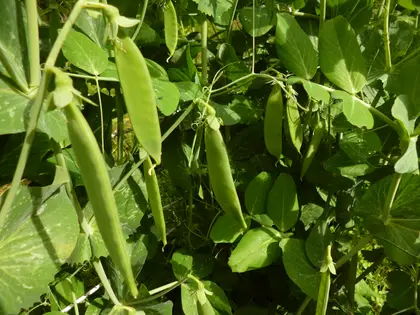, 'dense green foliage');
1,0,420,314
